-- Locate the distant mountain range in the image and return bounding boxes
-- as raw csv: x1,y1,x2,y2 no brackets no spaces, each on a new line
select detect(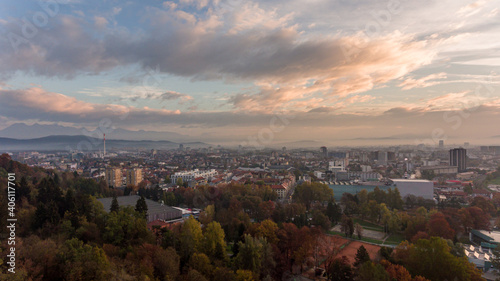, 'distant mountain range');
0,135,210,151
0,123,190,142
